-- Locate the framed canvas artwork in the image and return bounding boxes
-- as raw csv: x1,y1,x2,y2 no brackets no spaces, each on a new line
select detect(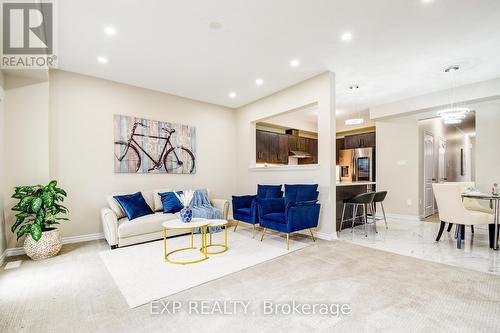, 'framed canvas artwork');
114,115,196,174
